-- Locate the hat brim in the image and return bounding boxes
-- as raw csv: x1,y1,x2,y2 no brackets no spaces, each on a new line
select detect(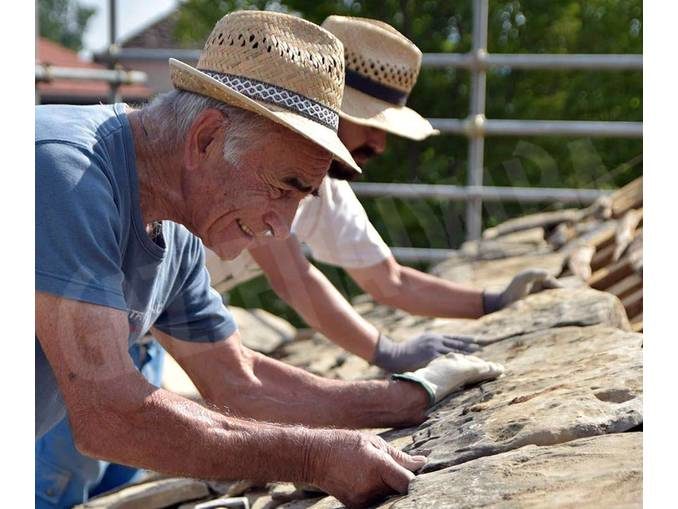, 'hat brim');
169,58,360,173
339,85,439,141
